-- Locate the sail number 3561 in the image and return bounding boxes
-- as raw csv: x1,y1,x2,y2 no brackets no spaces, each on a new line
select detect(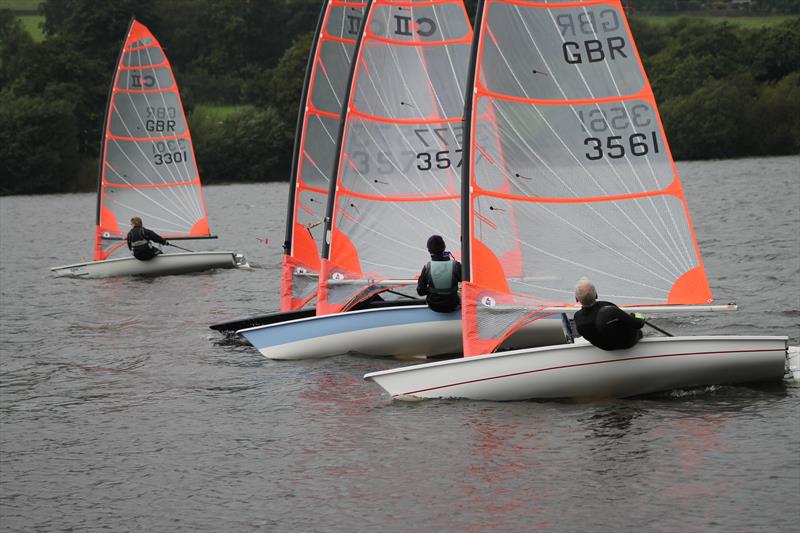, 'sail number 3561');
584,131,660,160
